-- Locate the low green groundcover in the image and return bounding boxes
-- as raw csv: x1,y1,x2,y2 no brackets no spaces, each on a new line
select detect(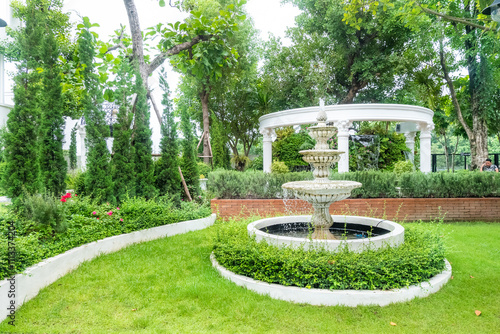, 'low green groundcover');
213,220,446,290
